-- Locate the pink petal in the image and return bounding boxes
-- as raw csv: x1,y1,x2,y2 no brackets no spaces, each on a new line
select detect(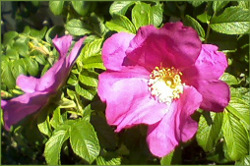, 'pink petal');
36,58,68,92
98,66,150,102
98,66,168,132
1,100,7,107
147,86,202,157
182,44,228,82
37,37,84,92
126,22,202,71
67,37,86,67
16,75,39,93
2,92,50,130
52,35,73,59
192,80,230,112
102,32,135,71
